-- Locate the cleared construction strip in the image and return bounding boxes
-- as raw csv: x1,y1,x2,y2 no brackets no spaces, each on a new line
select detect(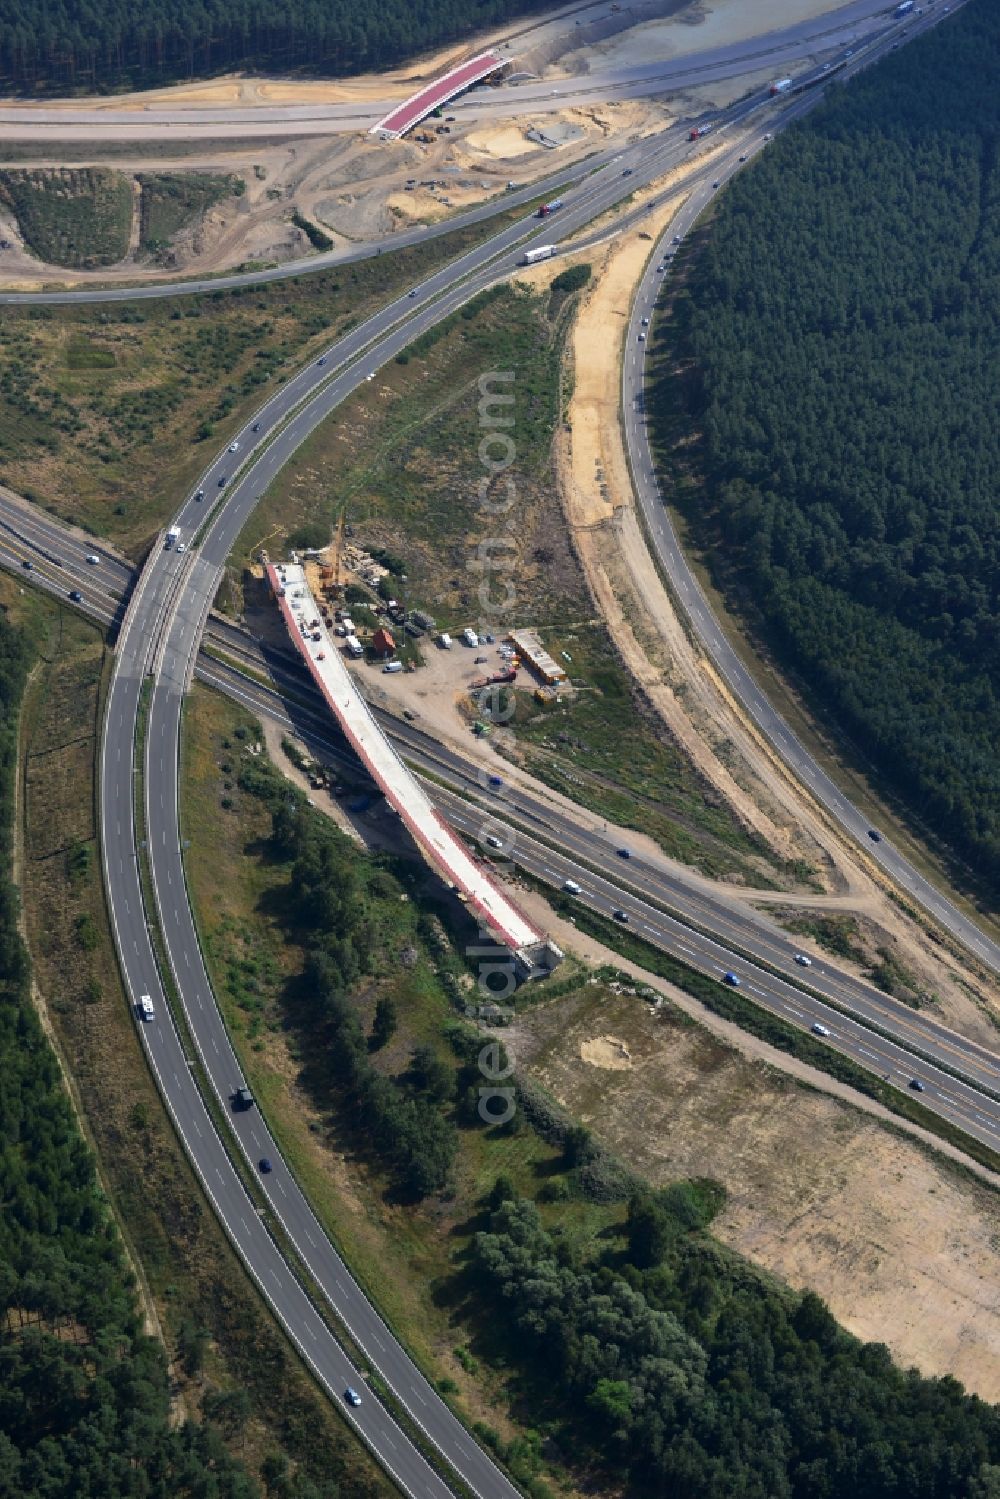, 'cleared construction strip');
267,560,563,980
